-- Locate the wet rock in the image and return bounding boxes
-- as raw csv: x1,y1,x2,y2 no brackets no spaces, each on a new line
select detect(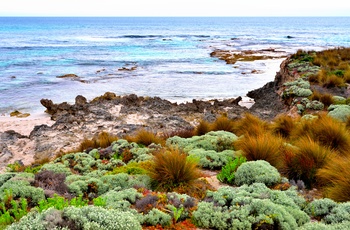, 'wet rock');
0,149,13,163
1,130,27,146
75,95,87,106
56,74,79,78
10,110,30,118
